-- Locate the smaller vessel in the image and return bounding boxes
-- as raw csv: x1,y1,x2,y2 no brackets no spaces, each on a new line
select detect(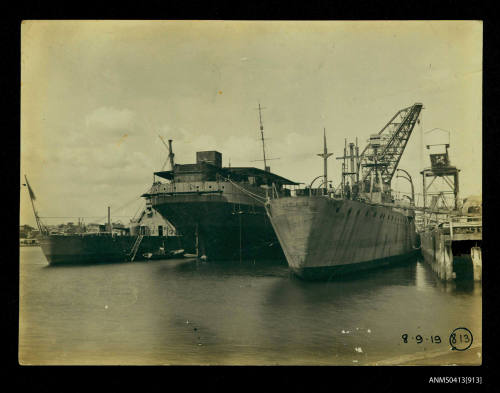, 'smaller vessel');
142,248,185,261
22,175,182,265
